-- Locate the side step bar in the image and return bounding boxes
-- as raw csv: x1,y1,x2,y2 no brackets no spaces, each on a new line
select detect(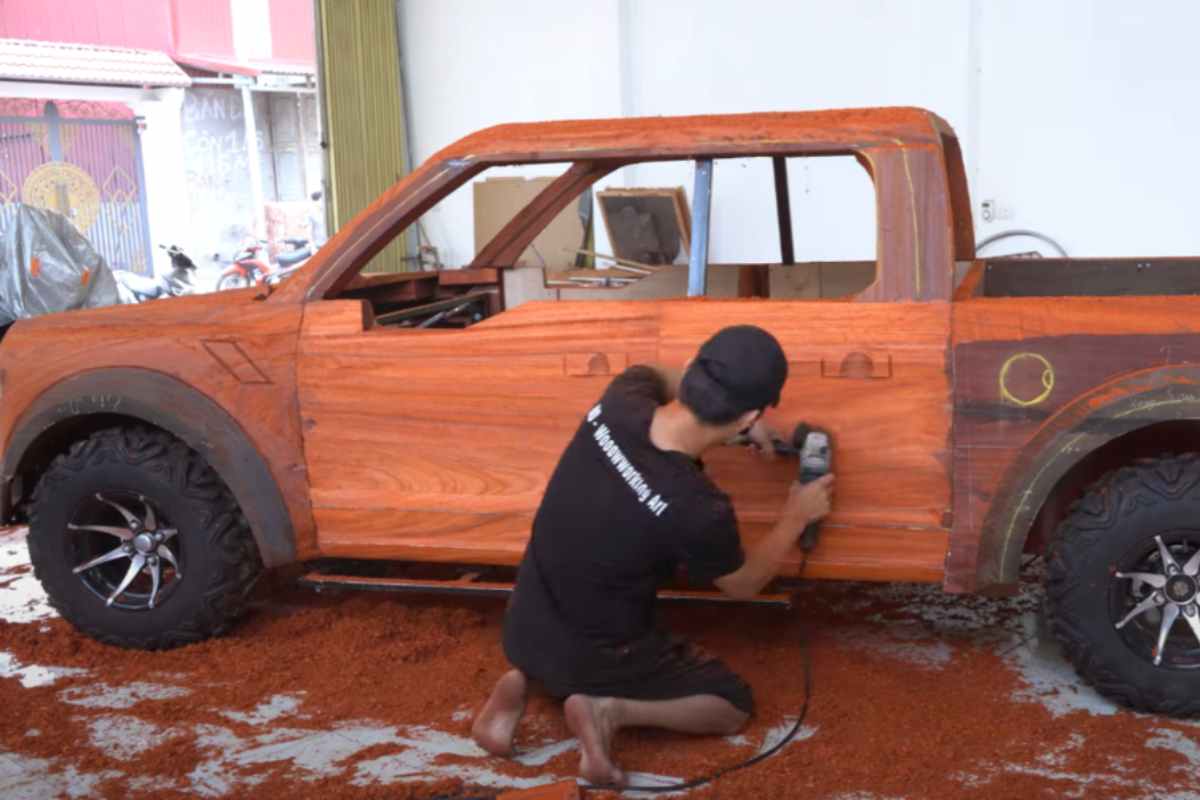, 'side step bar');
299,572,792,608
